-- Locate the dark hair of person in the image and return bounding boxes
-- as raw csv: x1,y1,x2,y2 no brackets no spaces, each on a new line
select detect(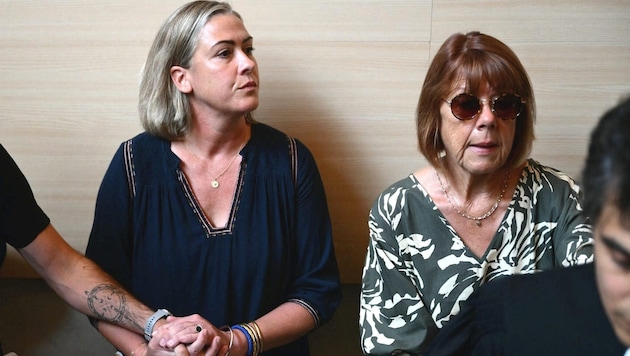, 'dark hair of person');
581,95,630,227
416,31,536,169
